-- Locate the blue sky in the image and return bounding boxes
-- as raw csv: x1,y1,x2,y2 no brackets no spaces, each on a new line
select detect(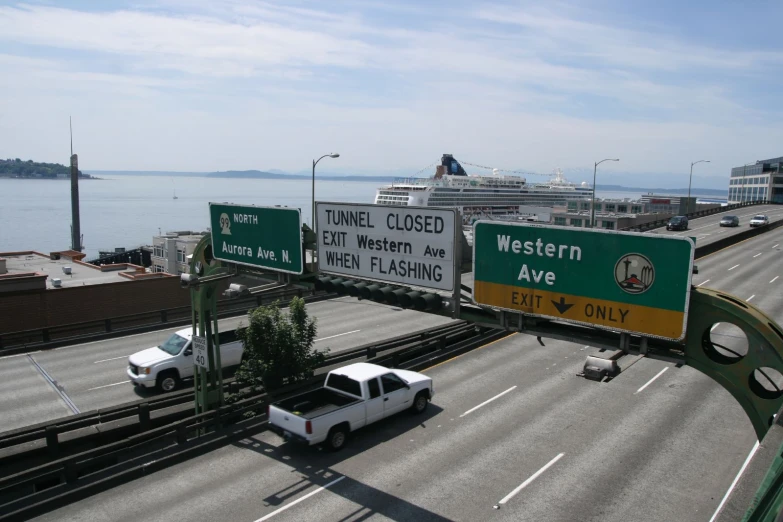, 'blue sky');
1,0,781,187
